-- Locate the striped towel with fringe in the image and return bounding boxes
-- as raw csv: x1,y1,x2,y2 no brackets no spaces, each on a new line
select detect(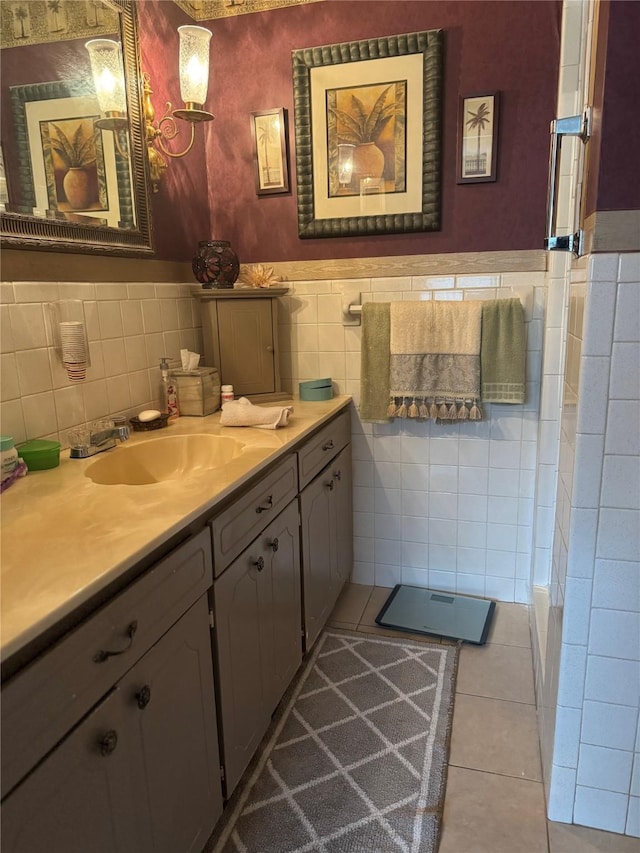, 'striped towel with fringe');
388,301,483,422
